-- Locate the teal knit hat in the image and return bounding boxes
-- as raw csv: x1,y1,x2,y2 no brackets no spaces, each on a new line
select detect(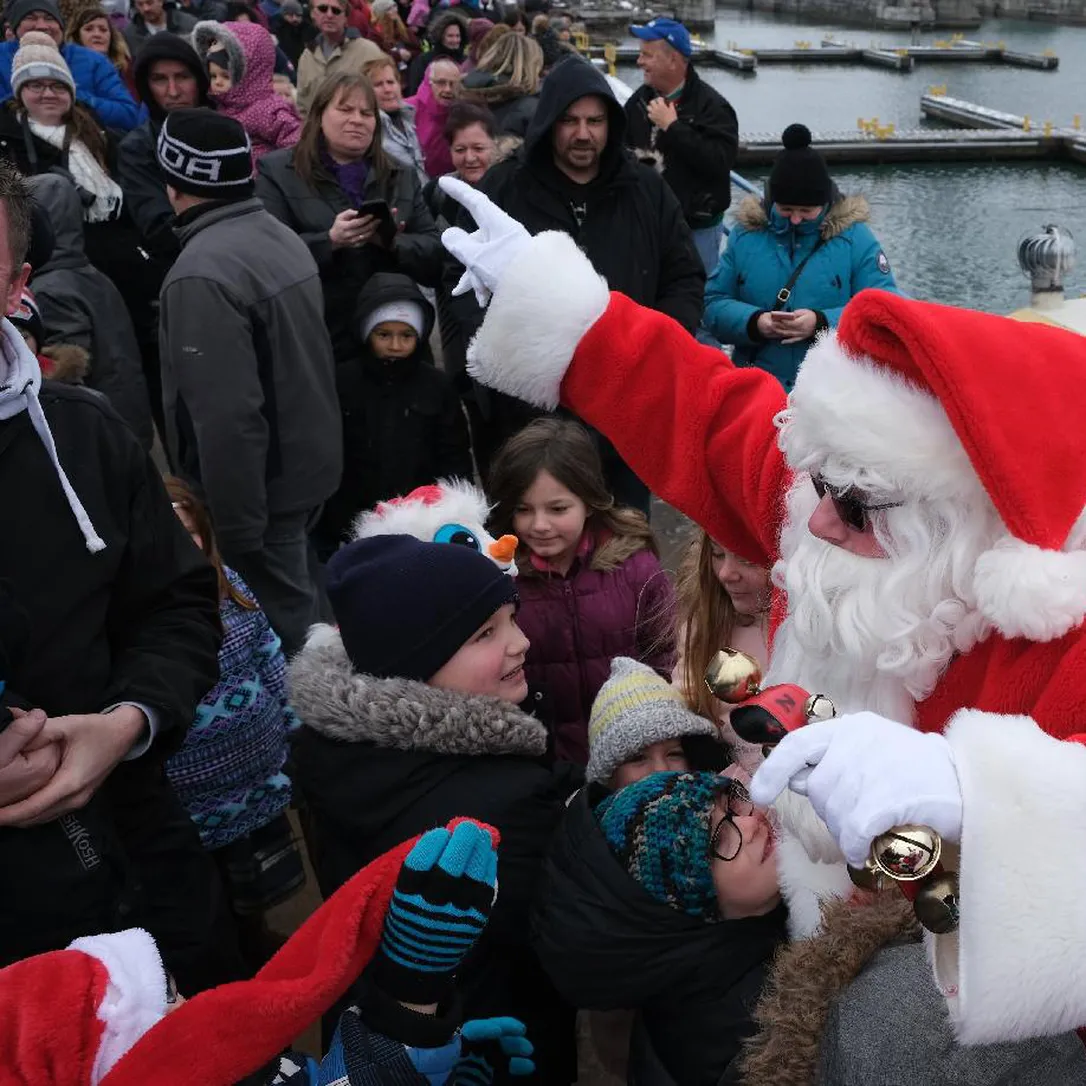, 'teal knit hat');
596,771,723,920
